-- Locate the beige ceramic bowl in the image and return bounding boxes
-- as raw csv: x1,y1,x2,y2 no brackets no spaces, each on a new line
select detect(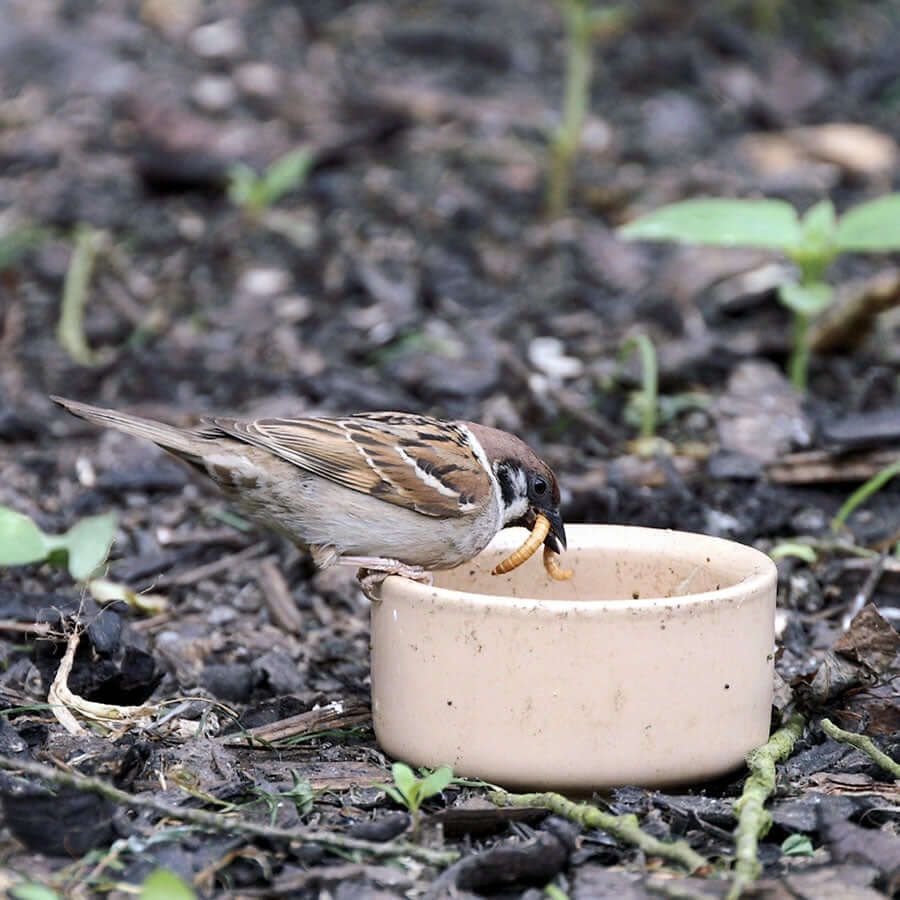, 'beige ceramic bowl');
370,524,776,791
